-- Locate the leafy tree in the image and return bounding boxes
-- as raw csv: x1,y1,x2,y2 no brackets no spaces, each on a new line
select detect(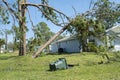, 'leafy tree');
34,22,52,44
91,0,120,29
27,22,53,53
